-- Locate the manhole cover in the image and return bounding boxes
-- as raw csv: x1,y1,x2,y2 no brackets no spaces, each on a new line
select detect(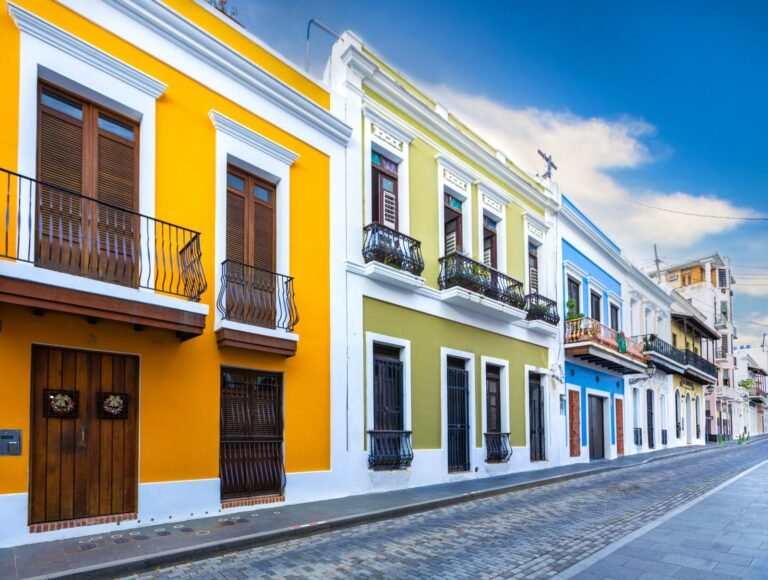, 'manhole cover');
133,534,149,540
113,538,130,544
79,544,97,551
157,531,172,536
